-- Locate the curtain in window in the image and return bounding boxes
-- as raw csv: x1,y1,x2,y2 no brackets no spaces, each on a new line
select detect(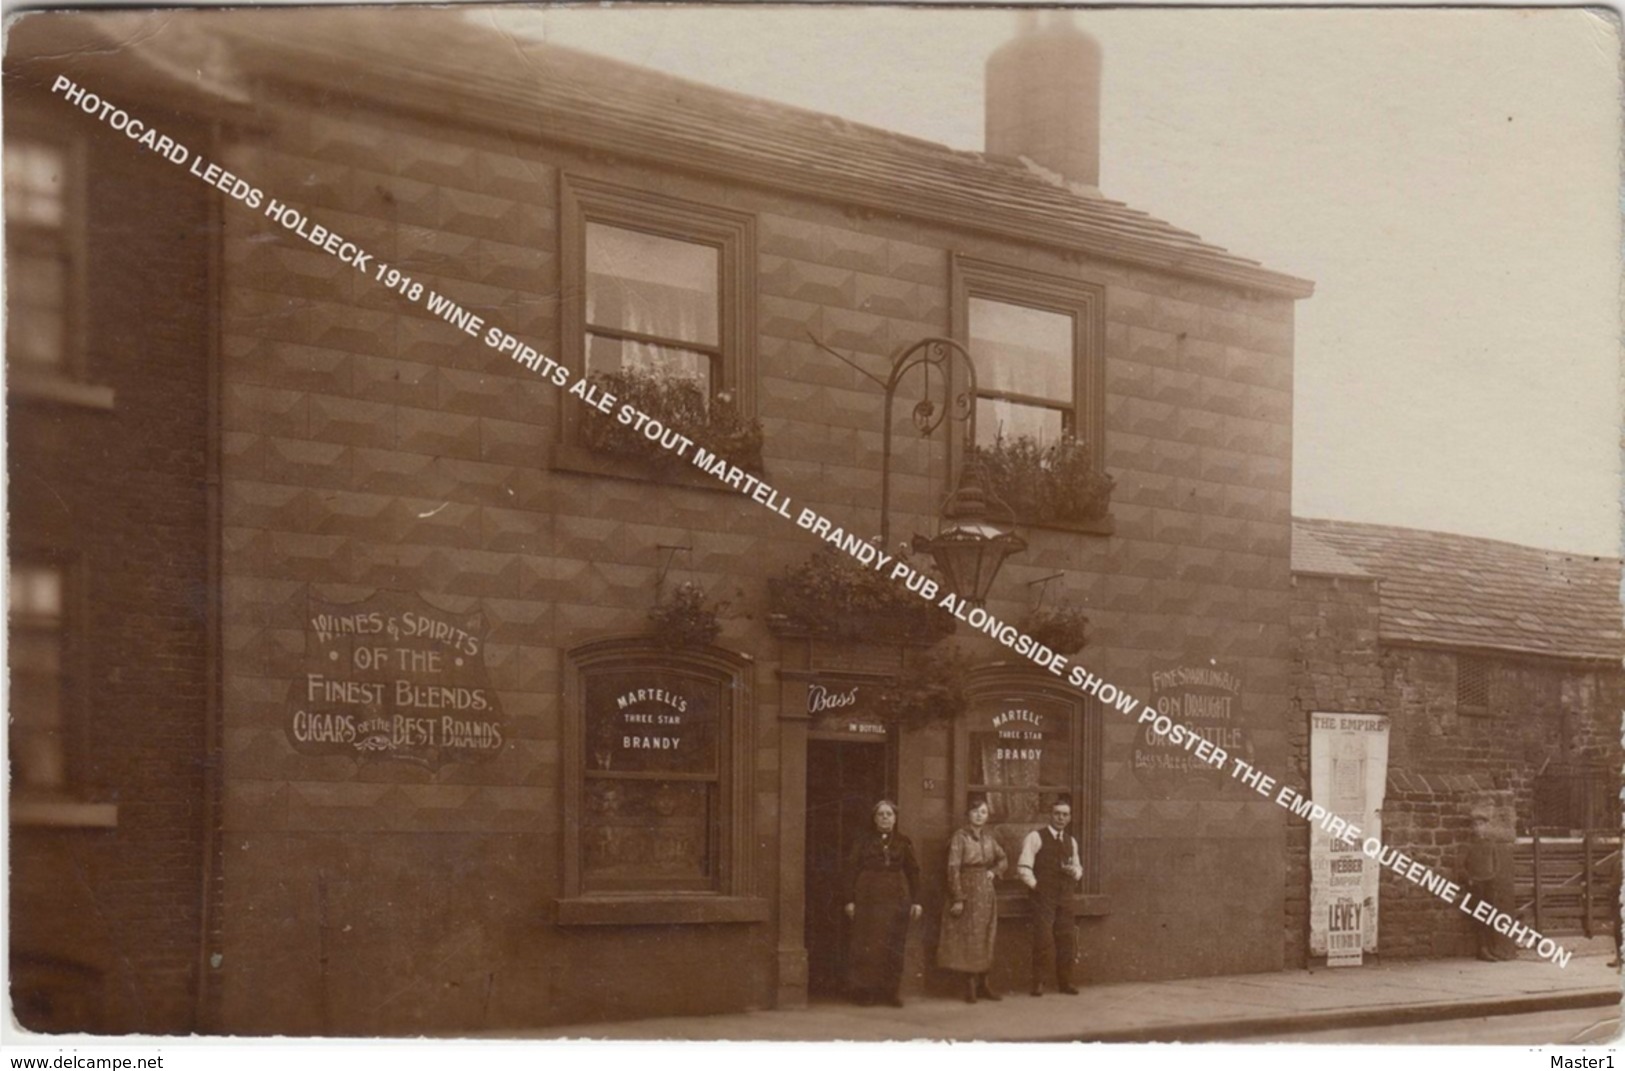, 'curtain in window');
585,223,718,387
